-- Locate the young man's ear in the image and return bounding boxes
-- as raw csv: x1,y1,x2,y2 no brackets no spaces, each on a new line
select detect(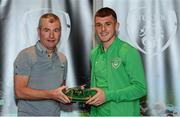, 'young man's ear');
116,22,120,35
